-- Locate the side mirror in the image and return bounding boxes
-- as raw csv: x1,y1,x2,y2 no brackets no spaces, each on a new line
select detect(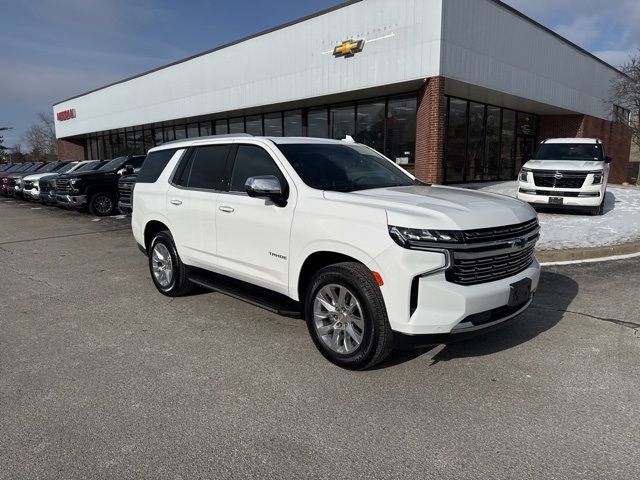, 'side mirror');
124,164,135,174
245,175,287,205
604,156,613,164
